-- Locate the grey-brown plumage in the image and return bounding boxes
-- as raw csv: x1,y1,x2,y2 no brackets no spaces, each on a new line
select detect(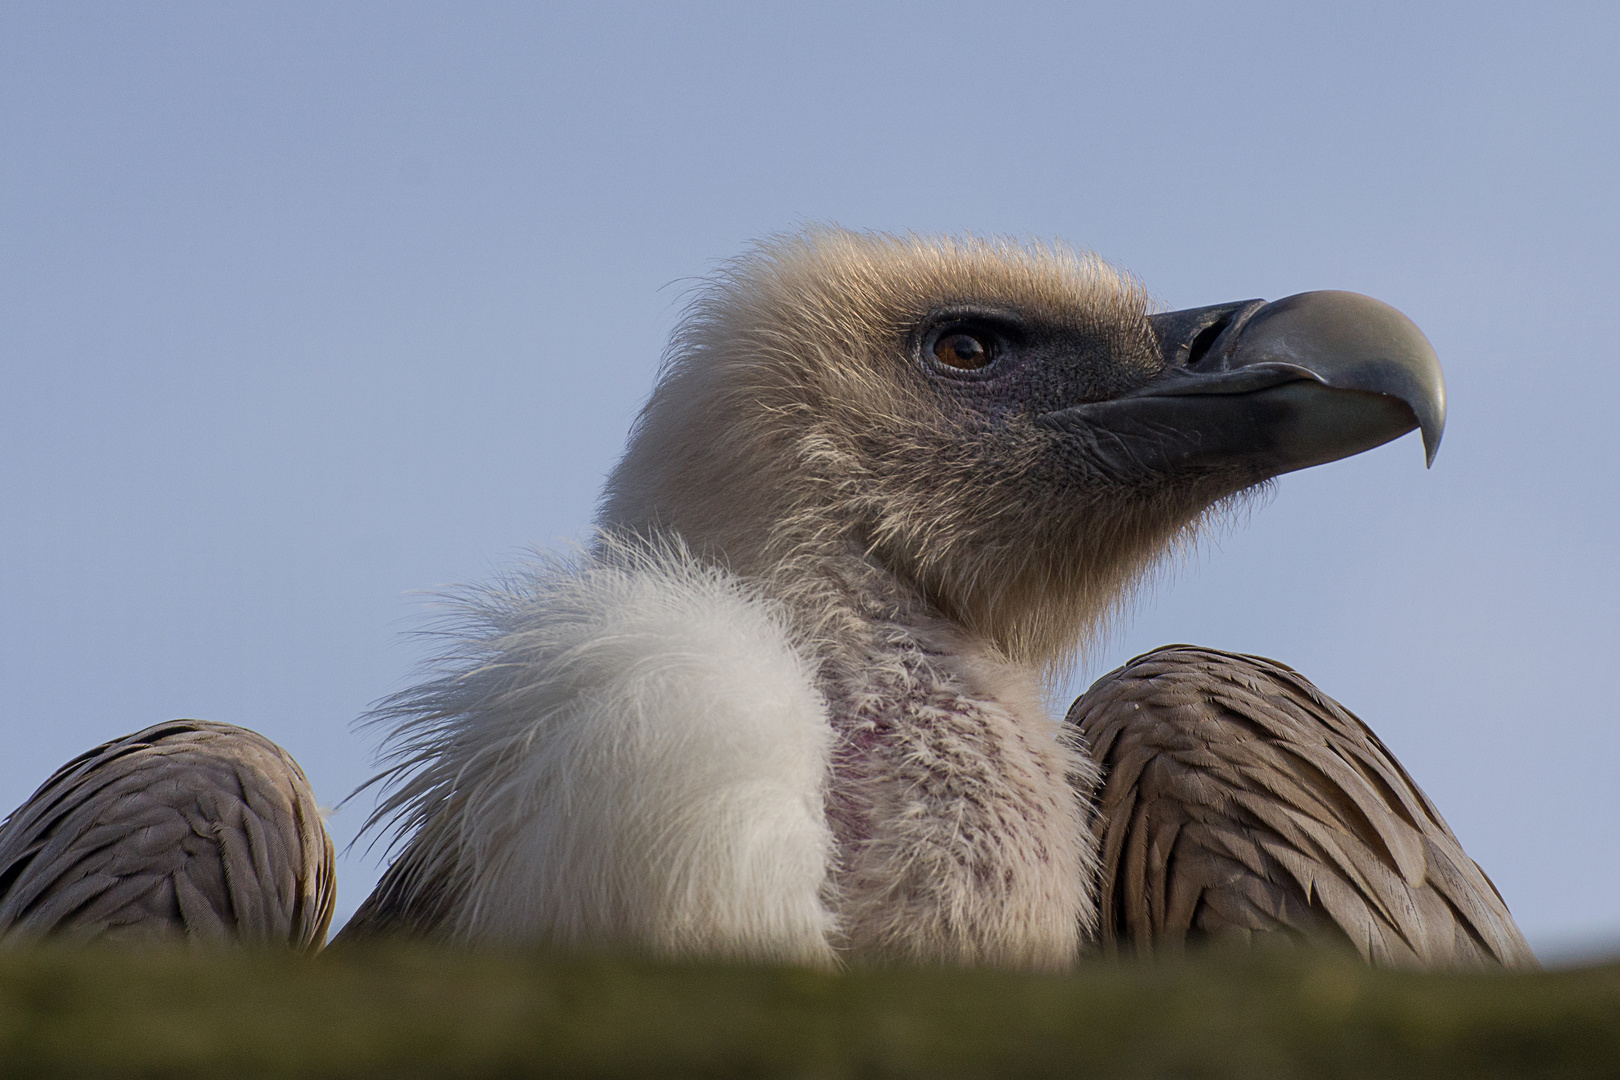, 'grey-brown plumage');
1070,646,1535,968
0,720,334,949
